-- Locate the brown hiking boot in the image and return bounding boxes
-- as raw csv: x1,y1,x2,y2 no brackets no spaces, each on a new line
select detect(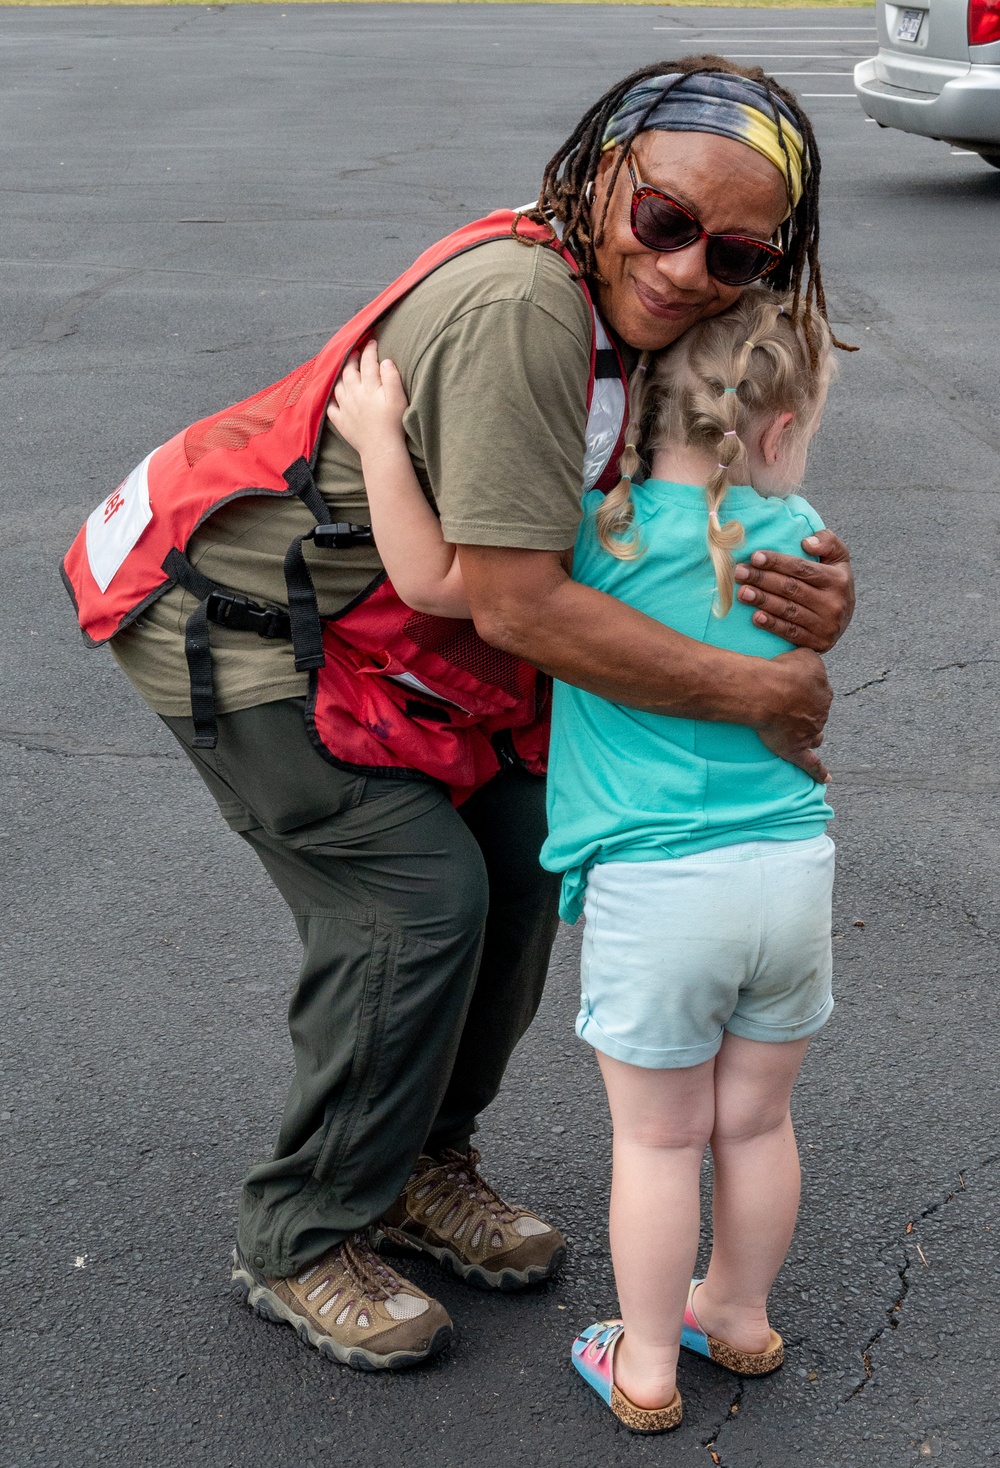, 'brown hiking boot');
378,1147,567,1291
231,1230,453,1371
